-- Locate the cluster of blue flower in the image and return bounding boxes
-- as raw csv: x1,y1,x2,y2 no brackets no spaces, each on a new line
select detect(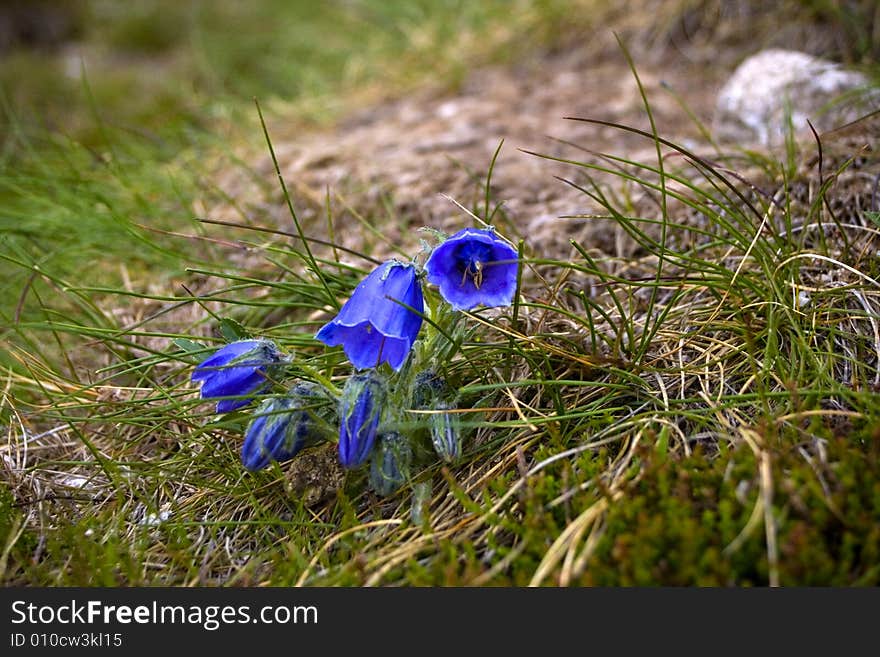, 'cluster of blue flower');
190,227,518,495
